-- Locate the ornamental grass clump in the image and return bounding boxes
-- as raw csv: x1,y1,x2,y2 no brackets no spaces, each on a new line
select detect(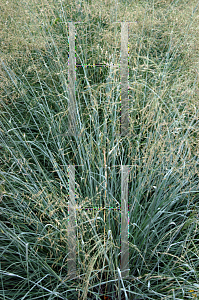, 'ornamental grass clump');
0,0,199,299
